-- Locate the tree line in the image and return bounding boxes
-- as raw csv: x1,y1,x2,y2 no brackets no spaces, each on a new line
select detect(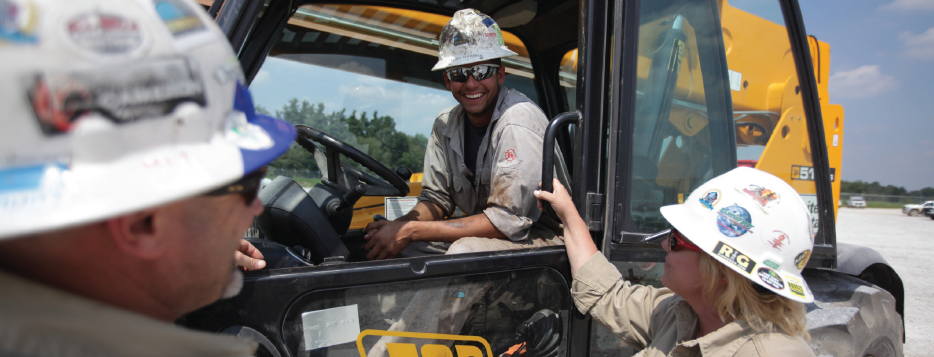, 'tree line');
841,180,934,197
257,99,428,175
